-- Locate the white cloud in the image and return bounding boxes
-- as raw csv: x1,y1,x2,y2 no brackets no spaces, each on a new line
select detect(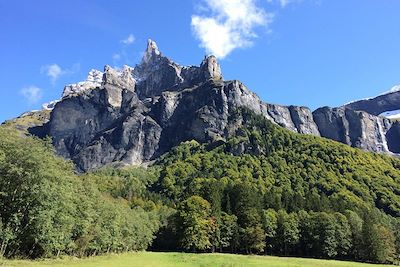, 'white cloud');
114,34,136,65
20,86,42,104
112,53,121,60
121,34,135,45
40,63,80,84
268,0,303,8
191,0,273,59
41,64,64,83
